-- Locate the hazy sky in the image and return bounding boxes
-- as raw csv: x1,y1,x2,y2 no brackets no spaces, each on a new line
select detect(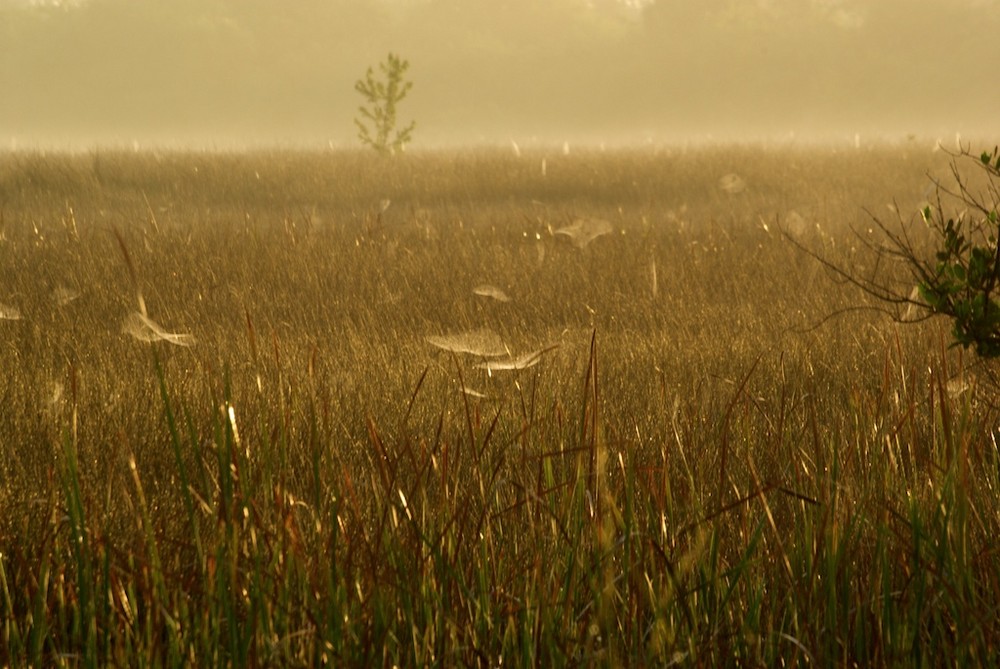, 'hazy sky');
2,0,997,148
